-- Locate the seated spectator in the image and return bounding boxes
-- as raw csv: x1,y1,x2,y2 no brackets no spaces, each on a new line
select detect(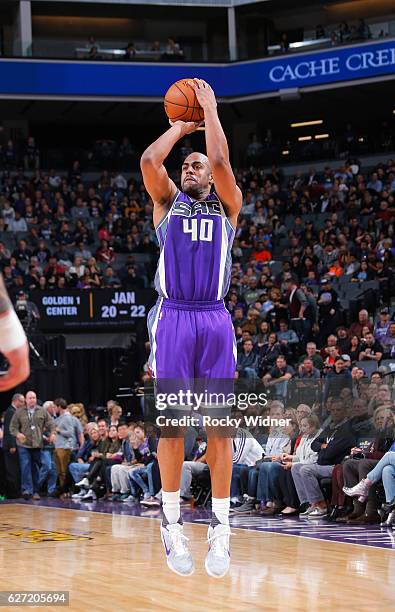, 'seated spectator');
347,334,361,363
336,326,350,354
278,414,320,515
109,422,137,502
352,259,373,281
349,309,373,337
323,356,352,405
358,332,383,362
102,266,121,288
298,342,324,371
69,426,101,495
381,321,395,358
108,401,123,427
292,401,355,518
67,256,85,280
236,339,259,379
257,332,282,374
255,321,271,347
262,355,295,401
233,402,289,513
339,407,394,524
374,307,391,342
96,239,115,264
295,358,321,406
128,424,159,504
343,444,395,511
260,417,298,515
79,424,121,501
277,320,299,348
180,438,208,501
12,239,32,264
